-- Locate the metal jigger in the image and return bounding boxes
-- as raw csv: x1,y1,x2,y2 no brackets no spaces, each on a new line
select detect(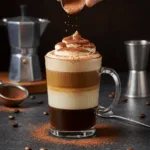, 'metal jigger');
125,40,150,98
